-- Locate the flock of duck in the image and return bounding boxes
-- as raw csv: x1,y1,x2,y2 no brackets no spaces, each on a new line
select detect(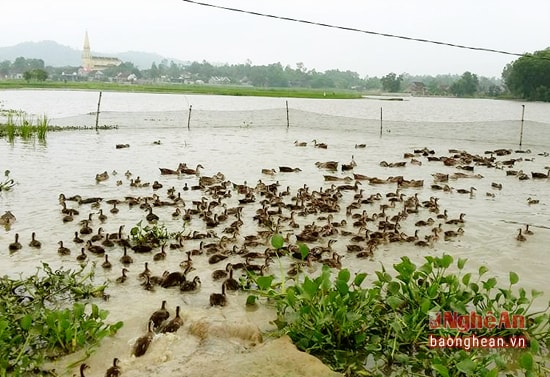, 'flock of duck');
4,139,548,375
